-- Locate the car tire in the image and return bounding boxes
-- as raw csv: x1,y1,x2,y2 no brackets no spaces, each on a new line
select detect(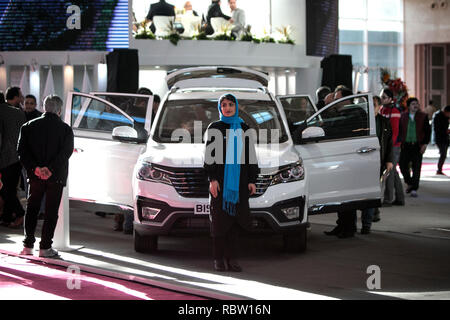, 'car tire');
283,225,307,253
134,231,158,253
